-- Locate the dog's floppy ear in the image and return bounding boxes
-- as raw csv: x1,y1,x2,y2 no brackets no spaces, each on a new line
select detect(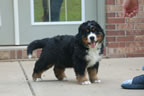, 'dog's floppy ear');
92,21,105,41
77,21,89,36
76,28,82,44
78,22,87,34
75,22,87,45
76,22,84,38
